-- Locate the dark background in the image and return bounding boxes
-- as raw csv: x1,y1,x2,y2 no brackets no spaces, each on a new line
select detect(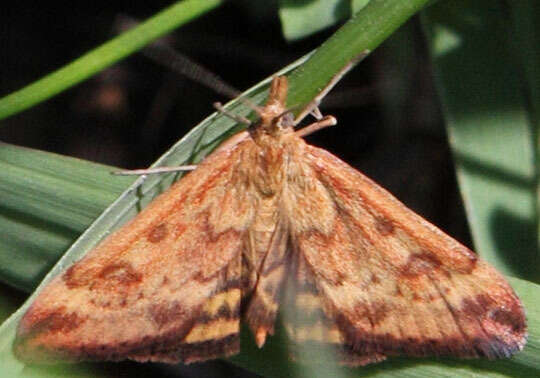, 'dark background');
0,1,471,377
